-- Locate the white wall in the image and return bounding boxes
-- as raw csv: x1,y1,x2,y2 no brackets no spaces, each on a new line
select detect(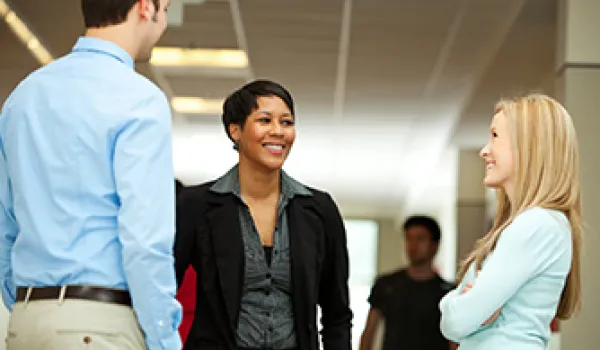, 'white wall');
344,220,379,350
